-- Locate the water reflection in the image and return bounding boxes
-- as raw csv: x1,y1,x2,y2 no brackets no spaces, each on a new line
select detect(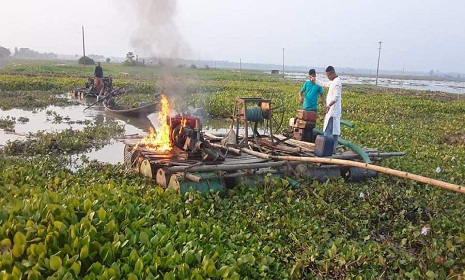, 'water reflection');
0,103,152,143
105,114,155,134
